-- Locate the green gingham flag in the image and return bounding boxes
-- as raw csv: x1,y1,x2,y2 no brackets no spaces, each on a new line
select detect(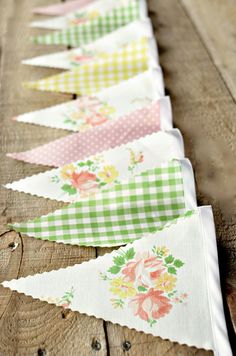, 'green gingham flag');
10,161,190,247
32,1,141,46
